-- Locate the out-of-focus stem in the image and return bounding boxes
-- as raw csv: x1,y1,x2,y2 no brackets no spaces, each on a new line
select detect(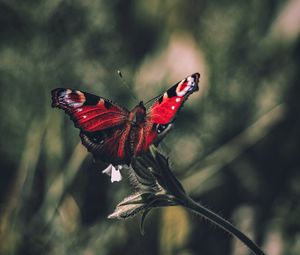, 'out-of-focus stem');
182,196,266,255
